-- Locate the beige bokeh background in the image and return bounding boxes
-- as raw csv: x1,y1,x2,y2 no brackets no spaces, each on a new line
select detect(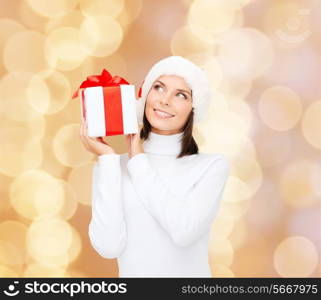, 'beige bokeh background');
0,0,320,277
